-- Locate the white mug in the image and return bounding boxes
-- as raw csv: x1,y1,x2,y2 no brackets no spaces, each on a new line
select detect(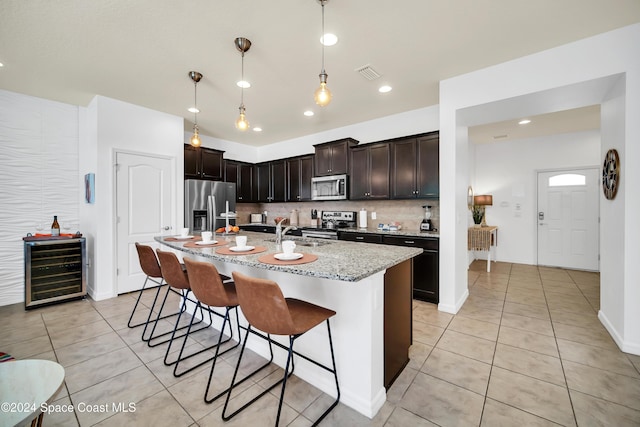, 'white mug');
201,231,213,243
235,235,247,248
282,240,296,255
180,227,190,237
